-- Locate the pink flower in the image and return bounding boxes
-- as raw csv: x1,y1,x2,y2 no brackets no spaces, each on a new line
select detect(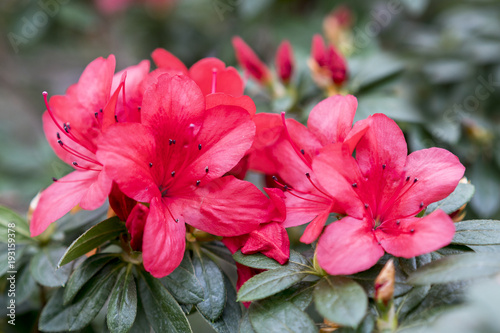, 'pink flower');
31,56,150,236
97,74,270,277
275,40,294,84
314,114,465,275
232,36,272,85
